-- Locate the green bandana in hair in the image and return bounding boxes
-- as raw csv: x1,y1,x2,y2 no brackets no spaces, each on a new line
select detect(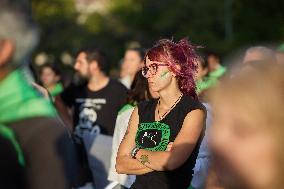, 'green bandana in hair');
0,69,57,123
